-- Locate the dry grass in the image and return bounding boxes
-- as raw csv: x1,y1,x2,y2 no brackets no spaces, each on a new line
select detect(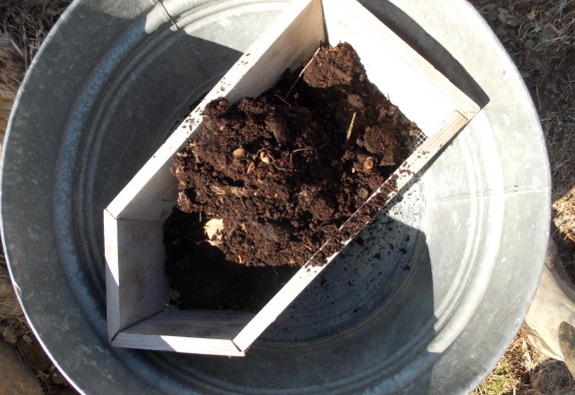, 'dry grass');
555,186,575,245
0,31,22,139
546,110,575,203
0,0,70,143
0,262,23,320
473,330,547,394
474,330,575,395
0,0,71,70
